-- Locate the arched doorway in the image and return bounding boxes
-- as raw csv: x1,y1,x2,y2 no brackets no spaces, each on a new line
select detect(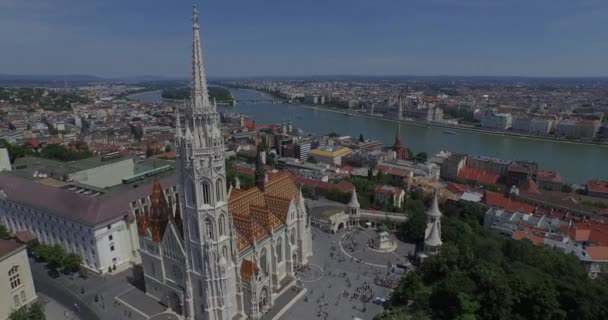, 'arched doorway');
167,291,182,315
258,287,270,312
337,222,345,231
